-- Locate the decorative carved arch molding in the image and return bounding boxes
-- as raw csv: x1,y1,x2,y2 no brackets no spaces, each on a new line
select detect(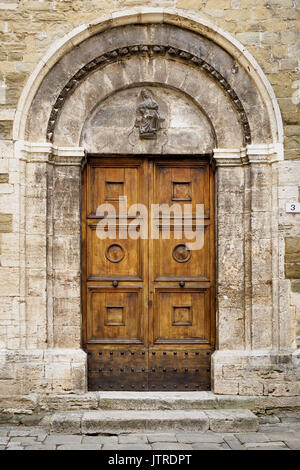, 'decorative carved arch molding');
44,43,252,148
24,23,272,150
11,10,295,398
